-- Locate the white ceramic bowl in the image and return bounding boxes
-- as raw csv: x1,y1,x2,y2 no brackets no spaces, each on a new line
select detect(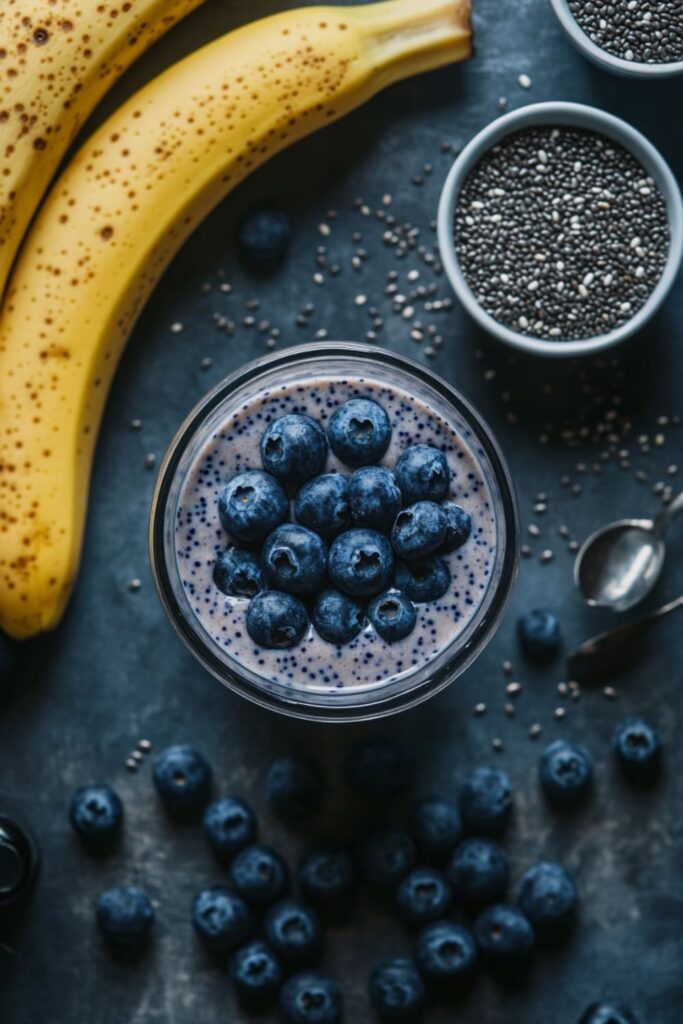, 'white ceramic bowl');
438,101,683,358
550,0,683,79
